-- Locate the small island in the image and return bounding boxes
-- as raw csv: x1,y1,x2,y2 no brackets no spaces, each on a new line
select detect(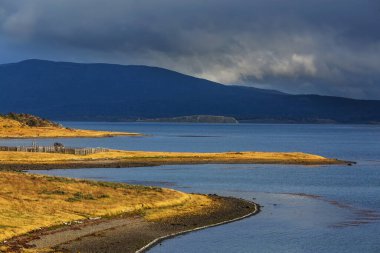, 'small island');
138,115,239,123
0,113,140,138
